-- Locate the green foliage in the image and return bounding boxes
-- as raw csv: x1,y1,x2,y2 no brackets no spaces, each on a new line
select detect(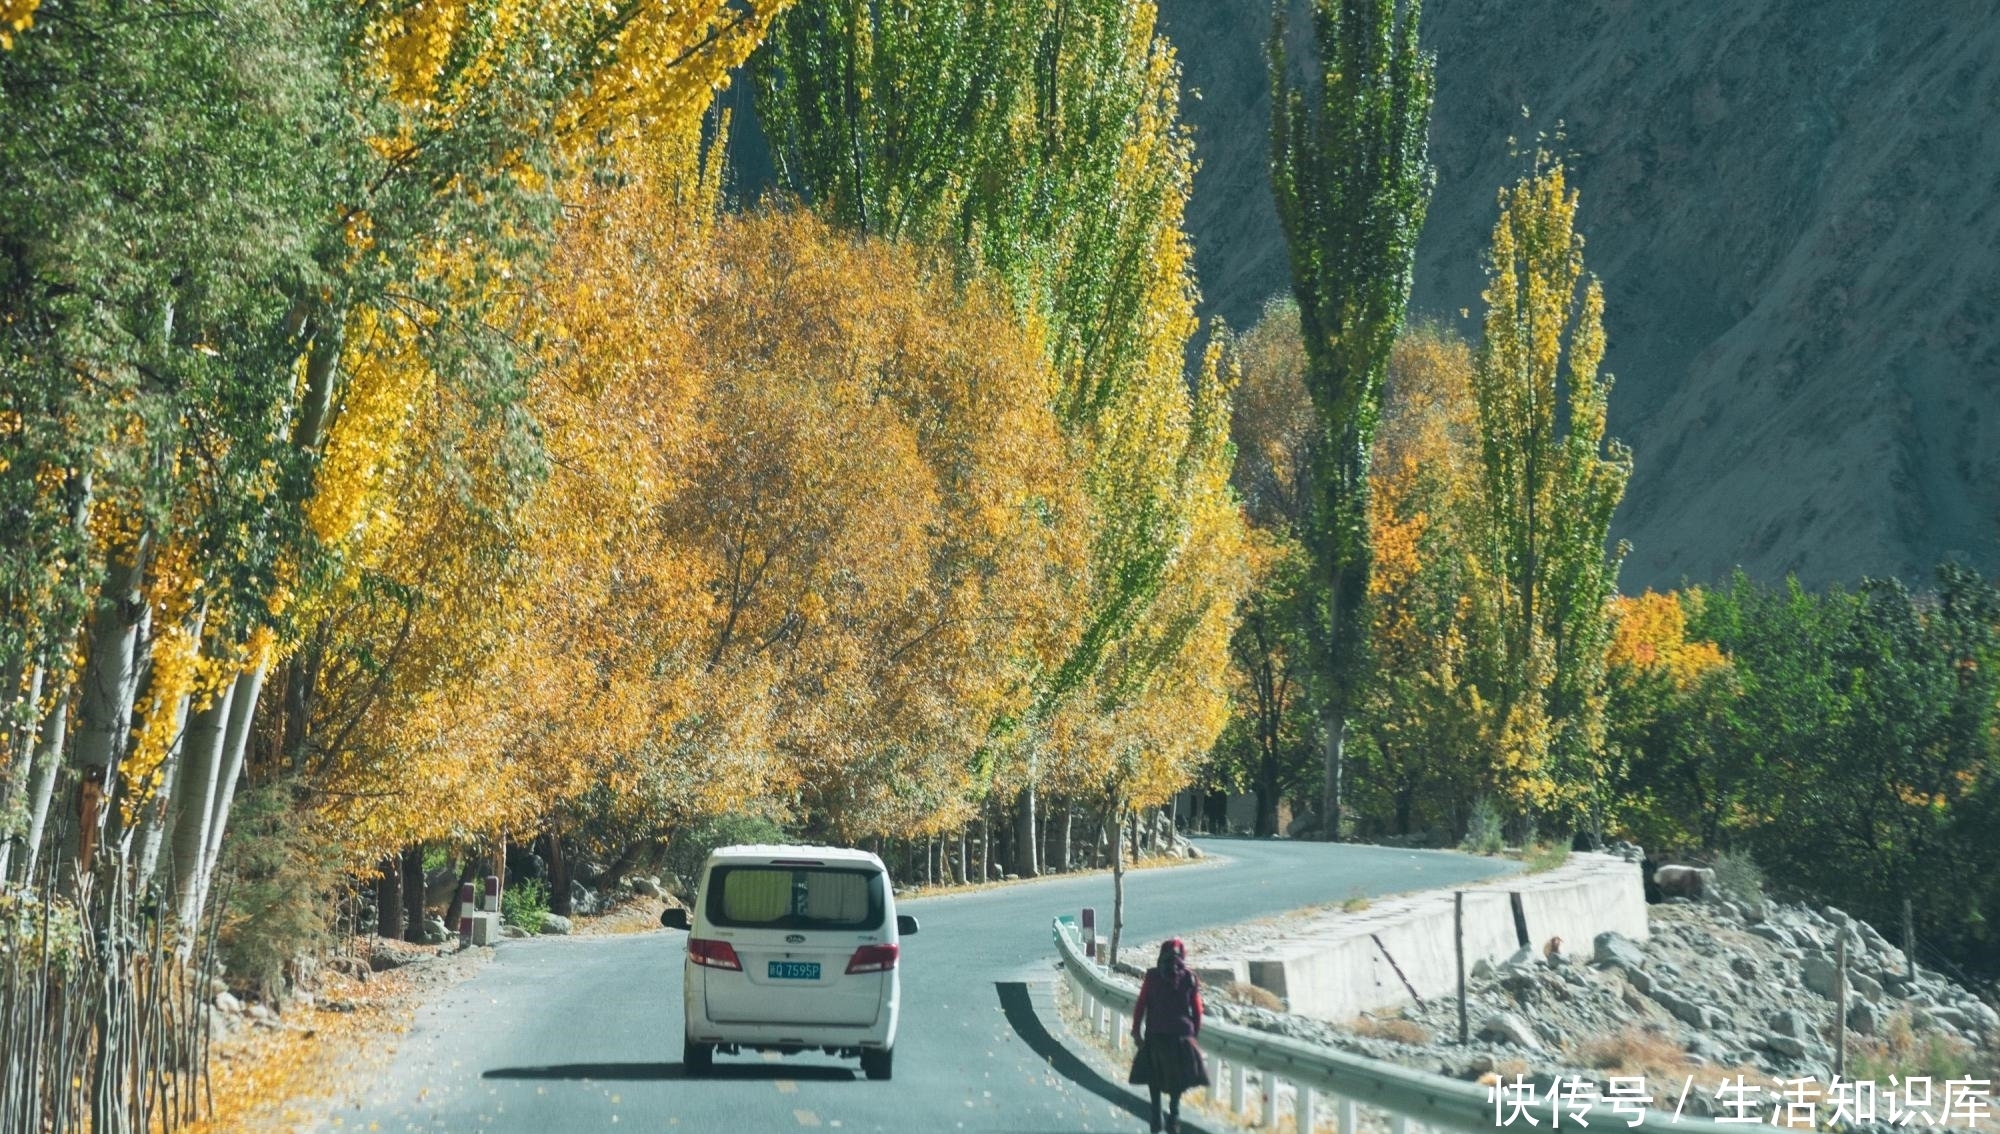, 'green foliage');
1461,796,1504,855
1709,849,1765,908
215,782,342,1003
662,813,787,898
1268,0,1437,830
501,878,549,935
1611,566,2000,982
